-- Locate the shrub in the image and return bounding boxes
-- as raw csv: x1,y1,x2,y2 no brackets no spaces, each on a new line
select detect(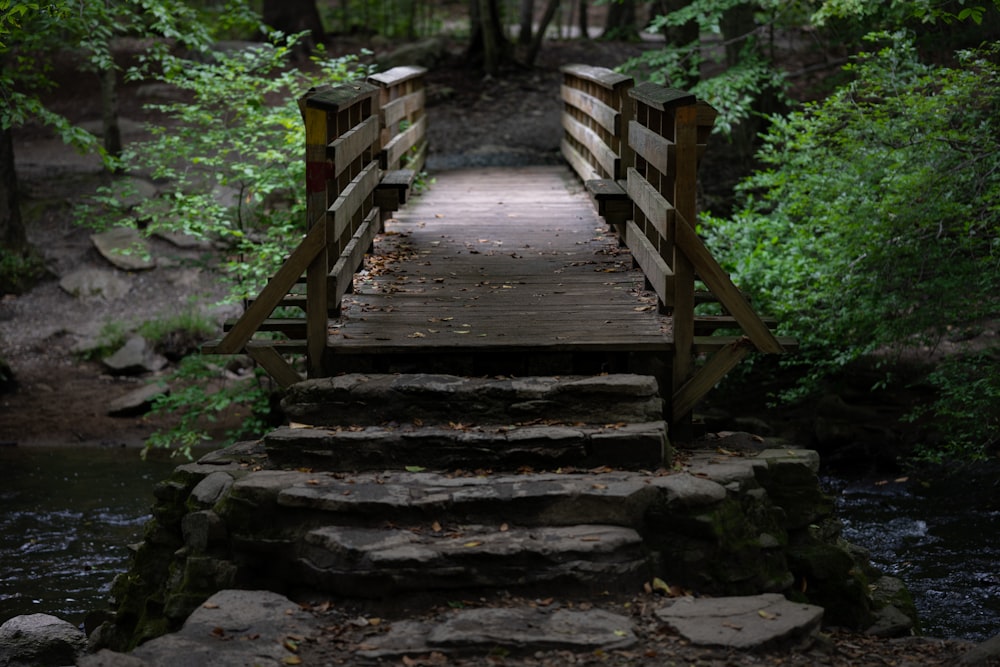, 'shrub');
701,33,1000,460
